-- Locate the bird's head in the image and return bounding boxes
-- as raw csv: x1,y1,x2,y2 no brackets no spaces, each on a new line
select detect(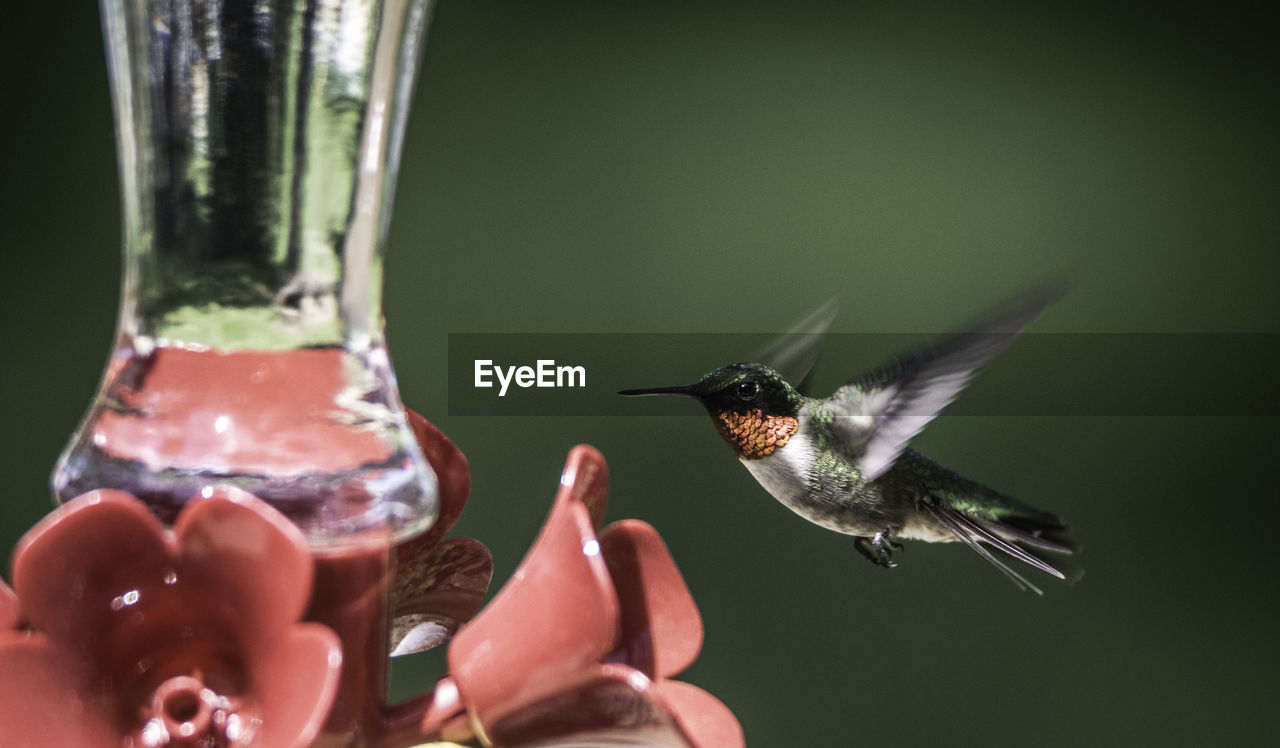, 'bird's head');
619,363,803,458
